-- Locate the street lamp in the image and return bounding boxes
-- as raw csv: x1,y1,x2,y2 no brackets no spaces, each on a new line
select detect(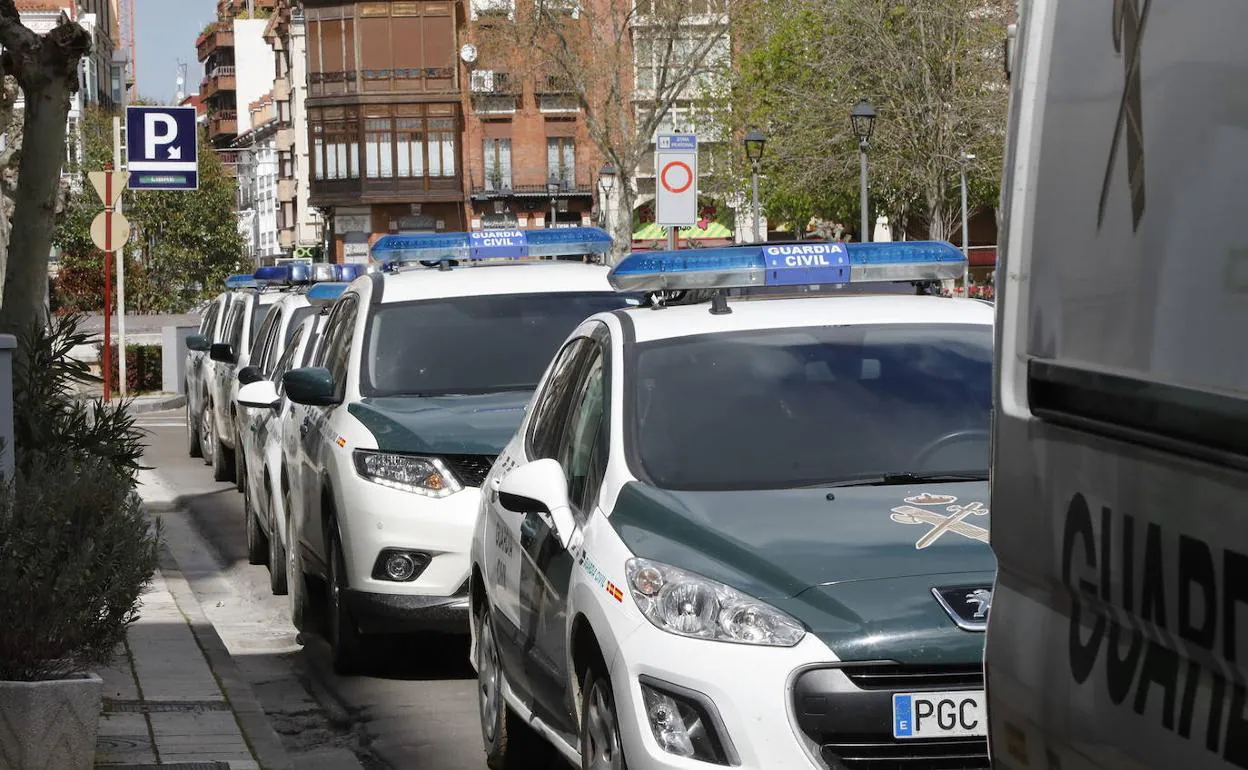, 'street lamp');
597,163,617,232
850,98,877,242
744,128,766,243
960,151,976,292
547,174,561,228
